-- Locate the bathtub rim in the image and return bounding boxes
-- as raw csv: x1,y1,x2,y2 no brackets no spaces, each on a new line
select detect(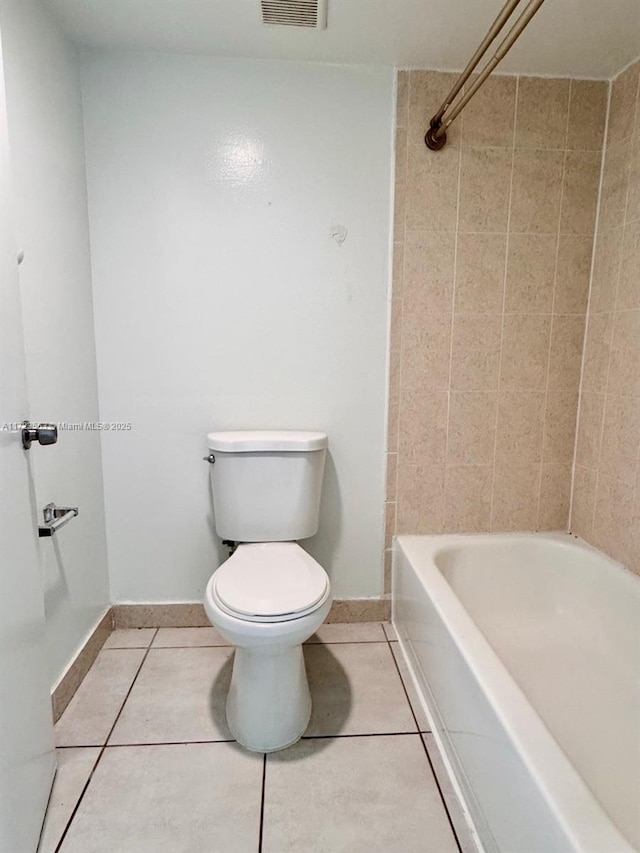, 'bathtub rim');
392,530,637,853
